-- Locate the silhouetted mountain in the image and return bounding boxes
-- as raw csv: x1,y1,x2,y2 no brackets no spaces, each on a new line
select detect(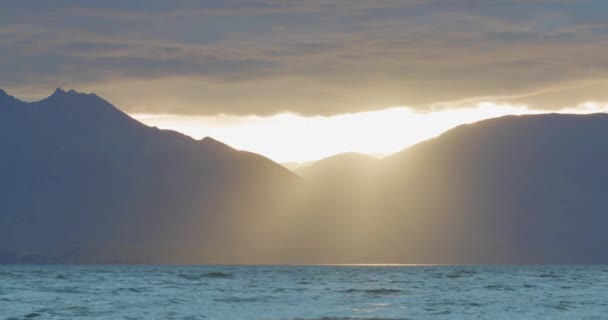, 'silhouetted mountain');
296,152,379,180
281,160,315,172
0,88,300,263
3,89,608,264
288,114,608,264
376,114,608,264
